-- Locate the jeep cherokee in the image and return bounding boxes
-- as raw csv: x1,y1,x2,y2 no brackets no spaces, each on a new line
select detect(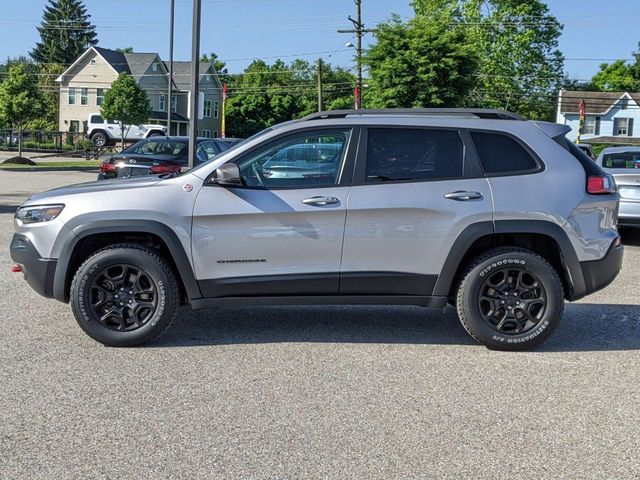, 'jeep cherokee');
10,109,623,350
